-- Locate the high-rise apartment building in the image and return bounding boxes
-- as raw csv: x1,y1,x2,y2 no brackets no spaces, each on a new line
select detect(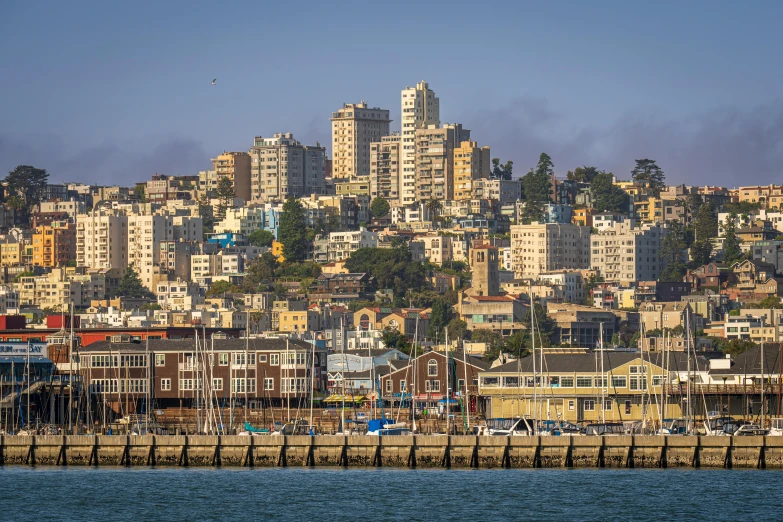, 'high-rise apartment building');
369,134,402,205
401,81,439,205
590,222,664,285
453,141,491,200
32,221,76,268
331,102,390,179
510,223,591,278
211,152,251,201
249,133,326,202
415,124,470,202
76,213,129,271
